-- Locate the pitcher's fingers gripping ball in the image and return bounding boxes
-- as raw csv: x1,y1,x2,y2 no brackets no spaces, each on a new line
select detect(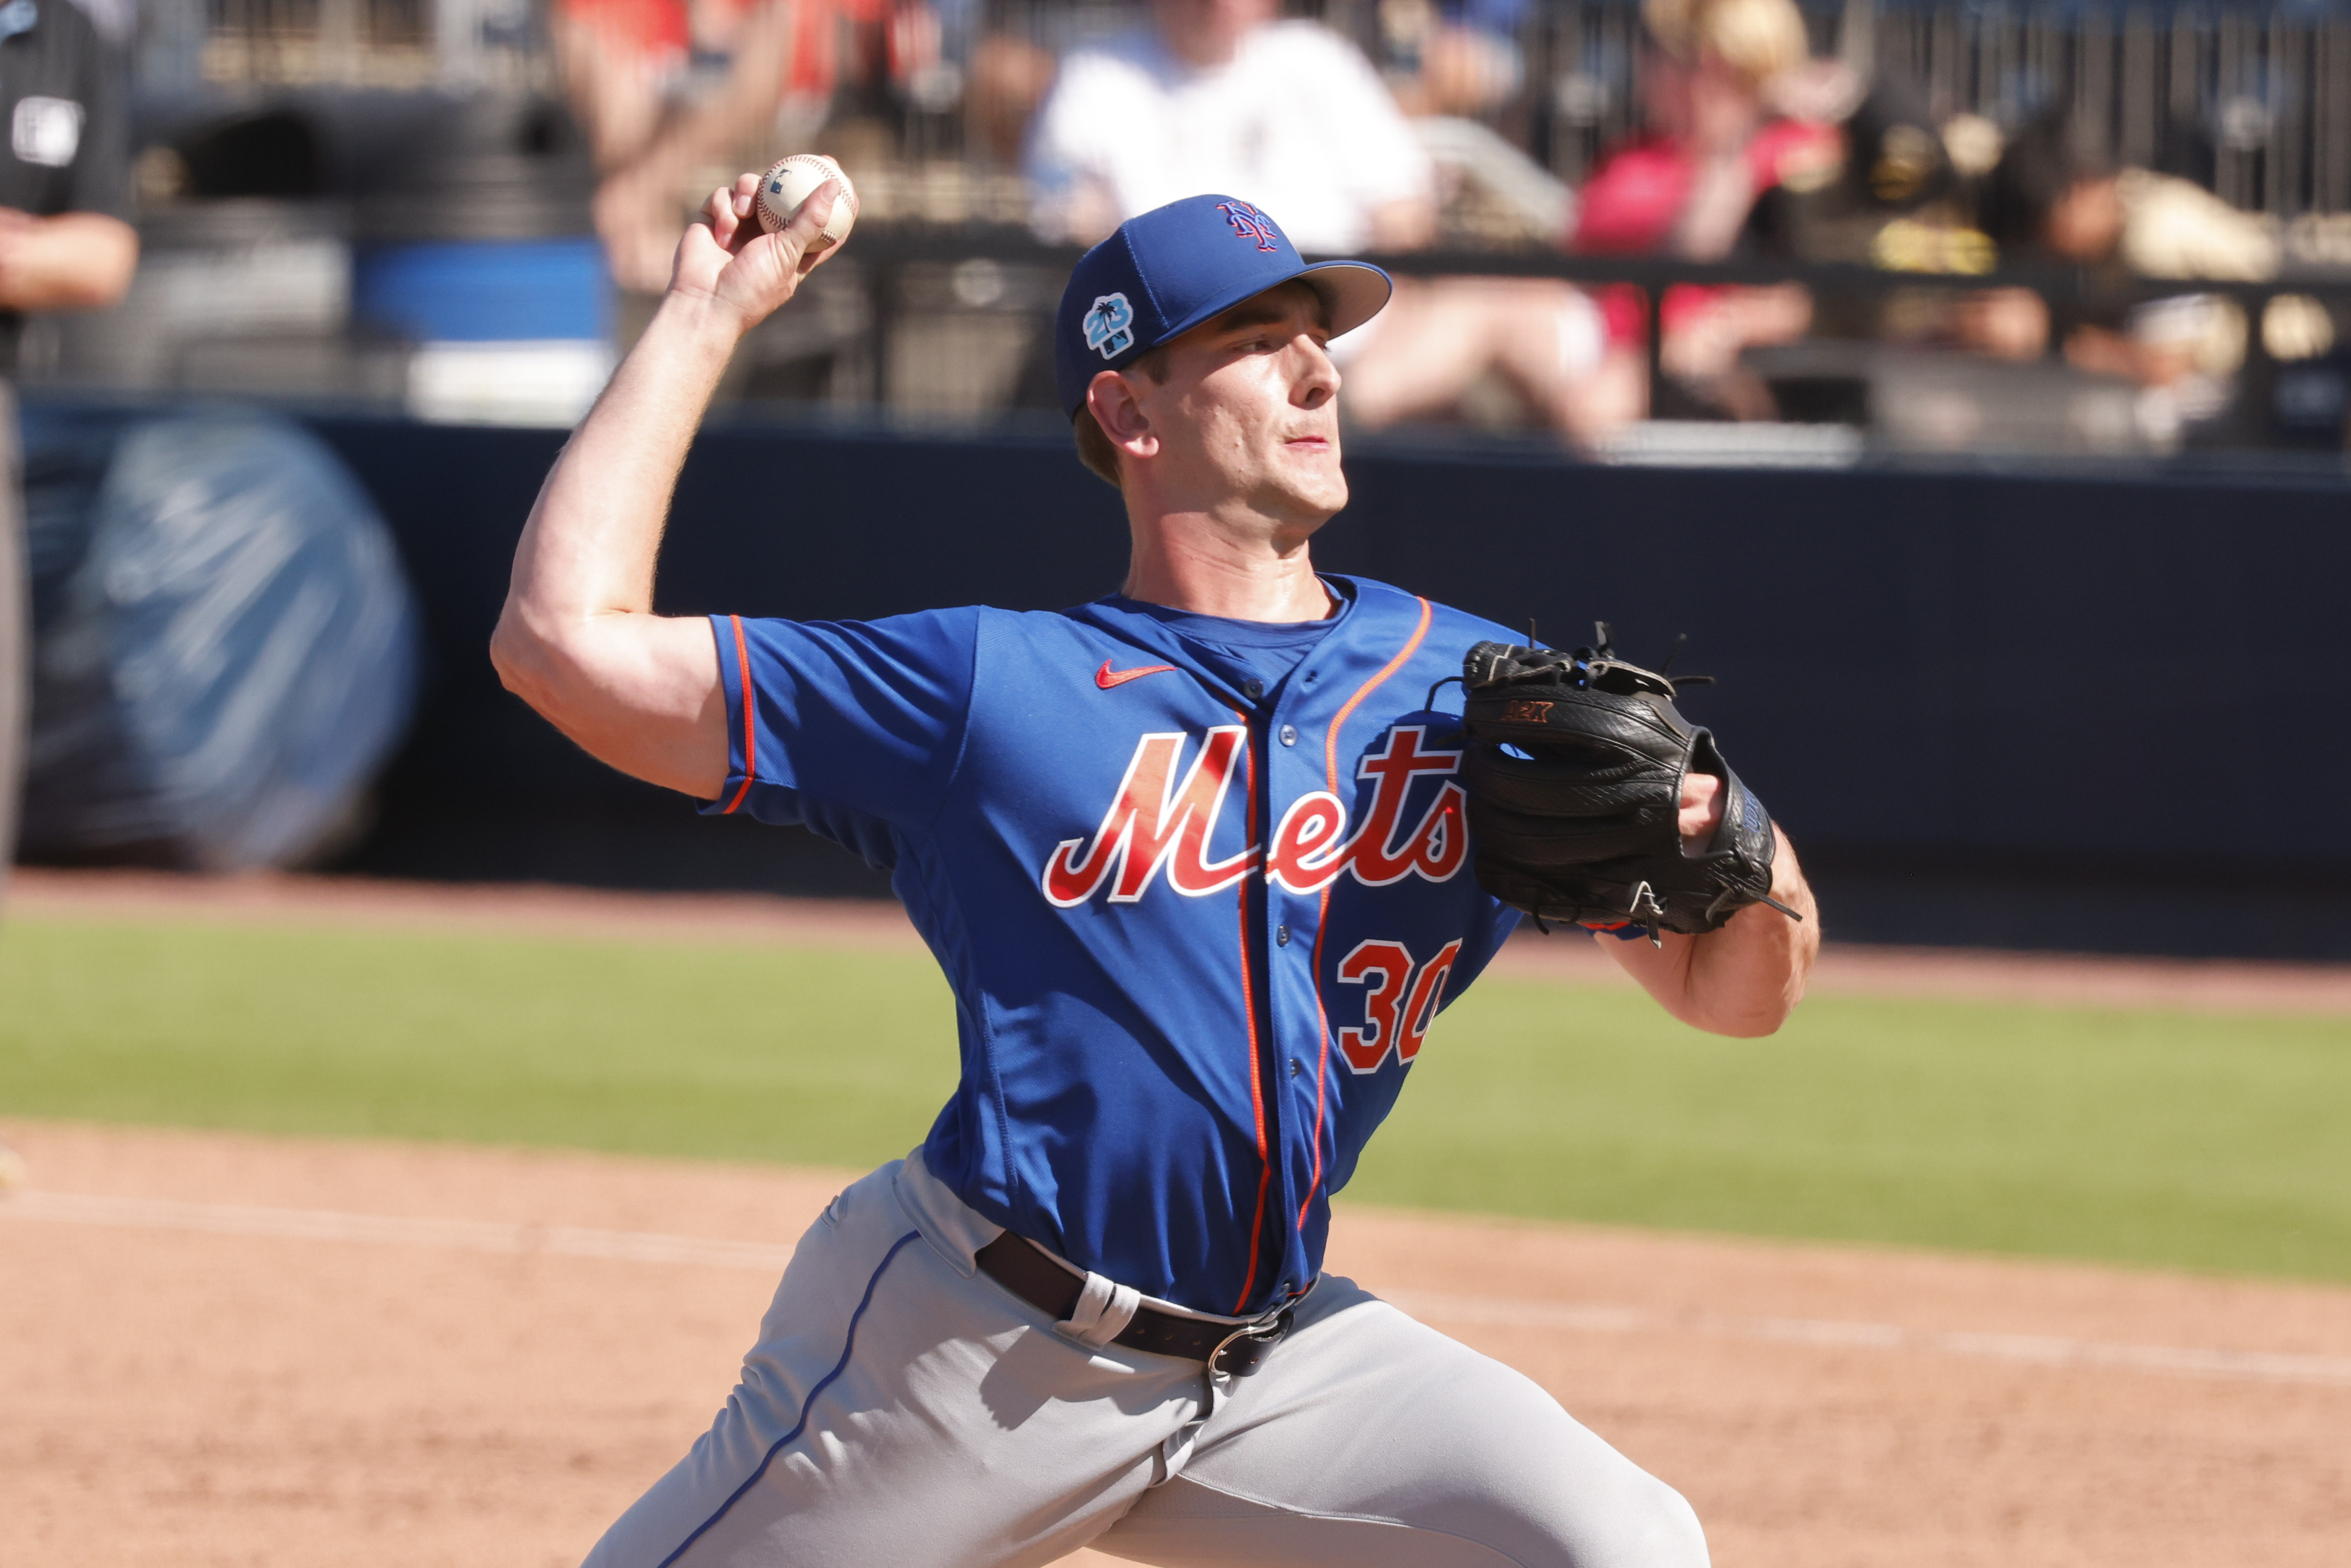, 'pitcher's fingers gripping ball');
755,153,858,255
